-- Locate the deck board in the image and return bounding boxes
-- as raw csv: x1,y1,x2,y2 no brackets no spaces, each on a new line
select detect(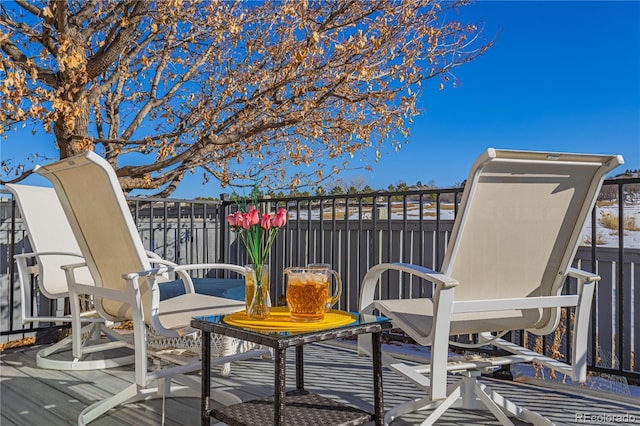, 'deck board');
1,341,639,425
